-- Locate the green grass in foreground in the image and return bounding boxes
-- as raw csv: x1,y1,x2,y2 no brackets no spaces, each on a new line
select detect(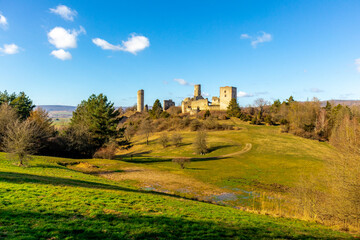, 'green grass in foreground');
0,153,353,239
